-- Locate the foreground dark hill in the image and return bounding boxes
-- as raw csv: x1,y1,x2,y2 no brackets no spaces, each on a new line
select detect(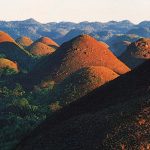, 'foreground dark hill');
16,60,150,150
20,34,130,88
120,38,150,68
